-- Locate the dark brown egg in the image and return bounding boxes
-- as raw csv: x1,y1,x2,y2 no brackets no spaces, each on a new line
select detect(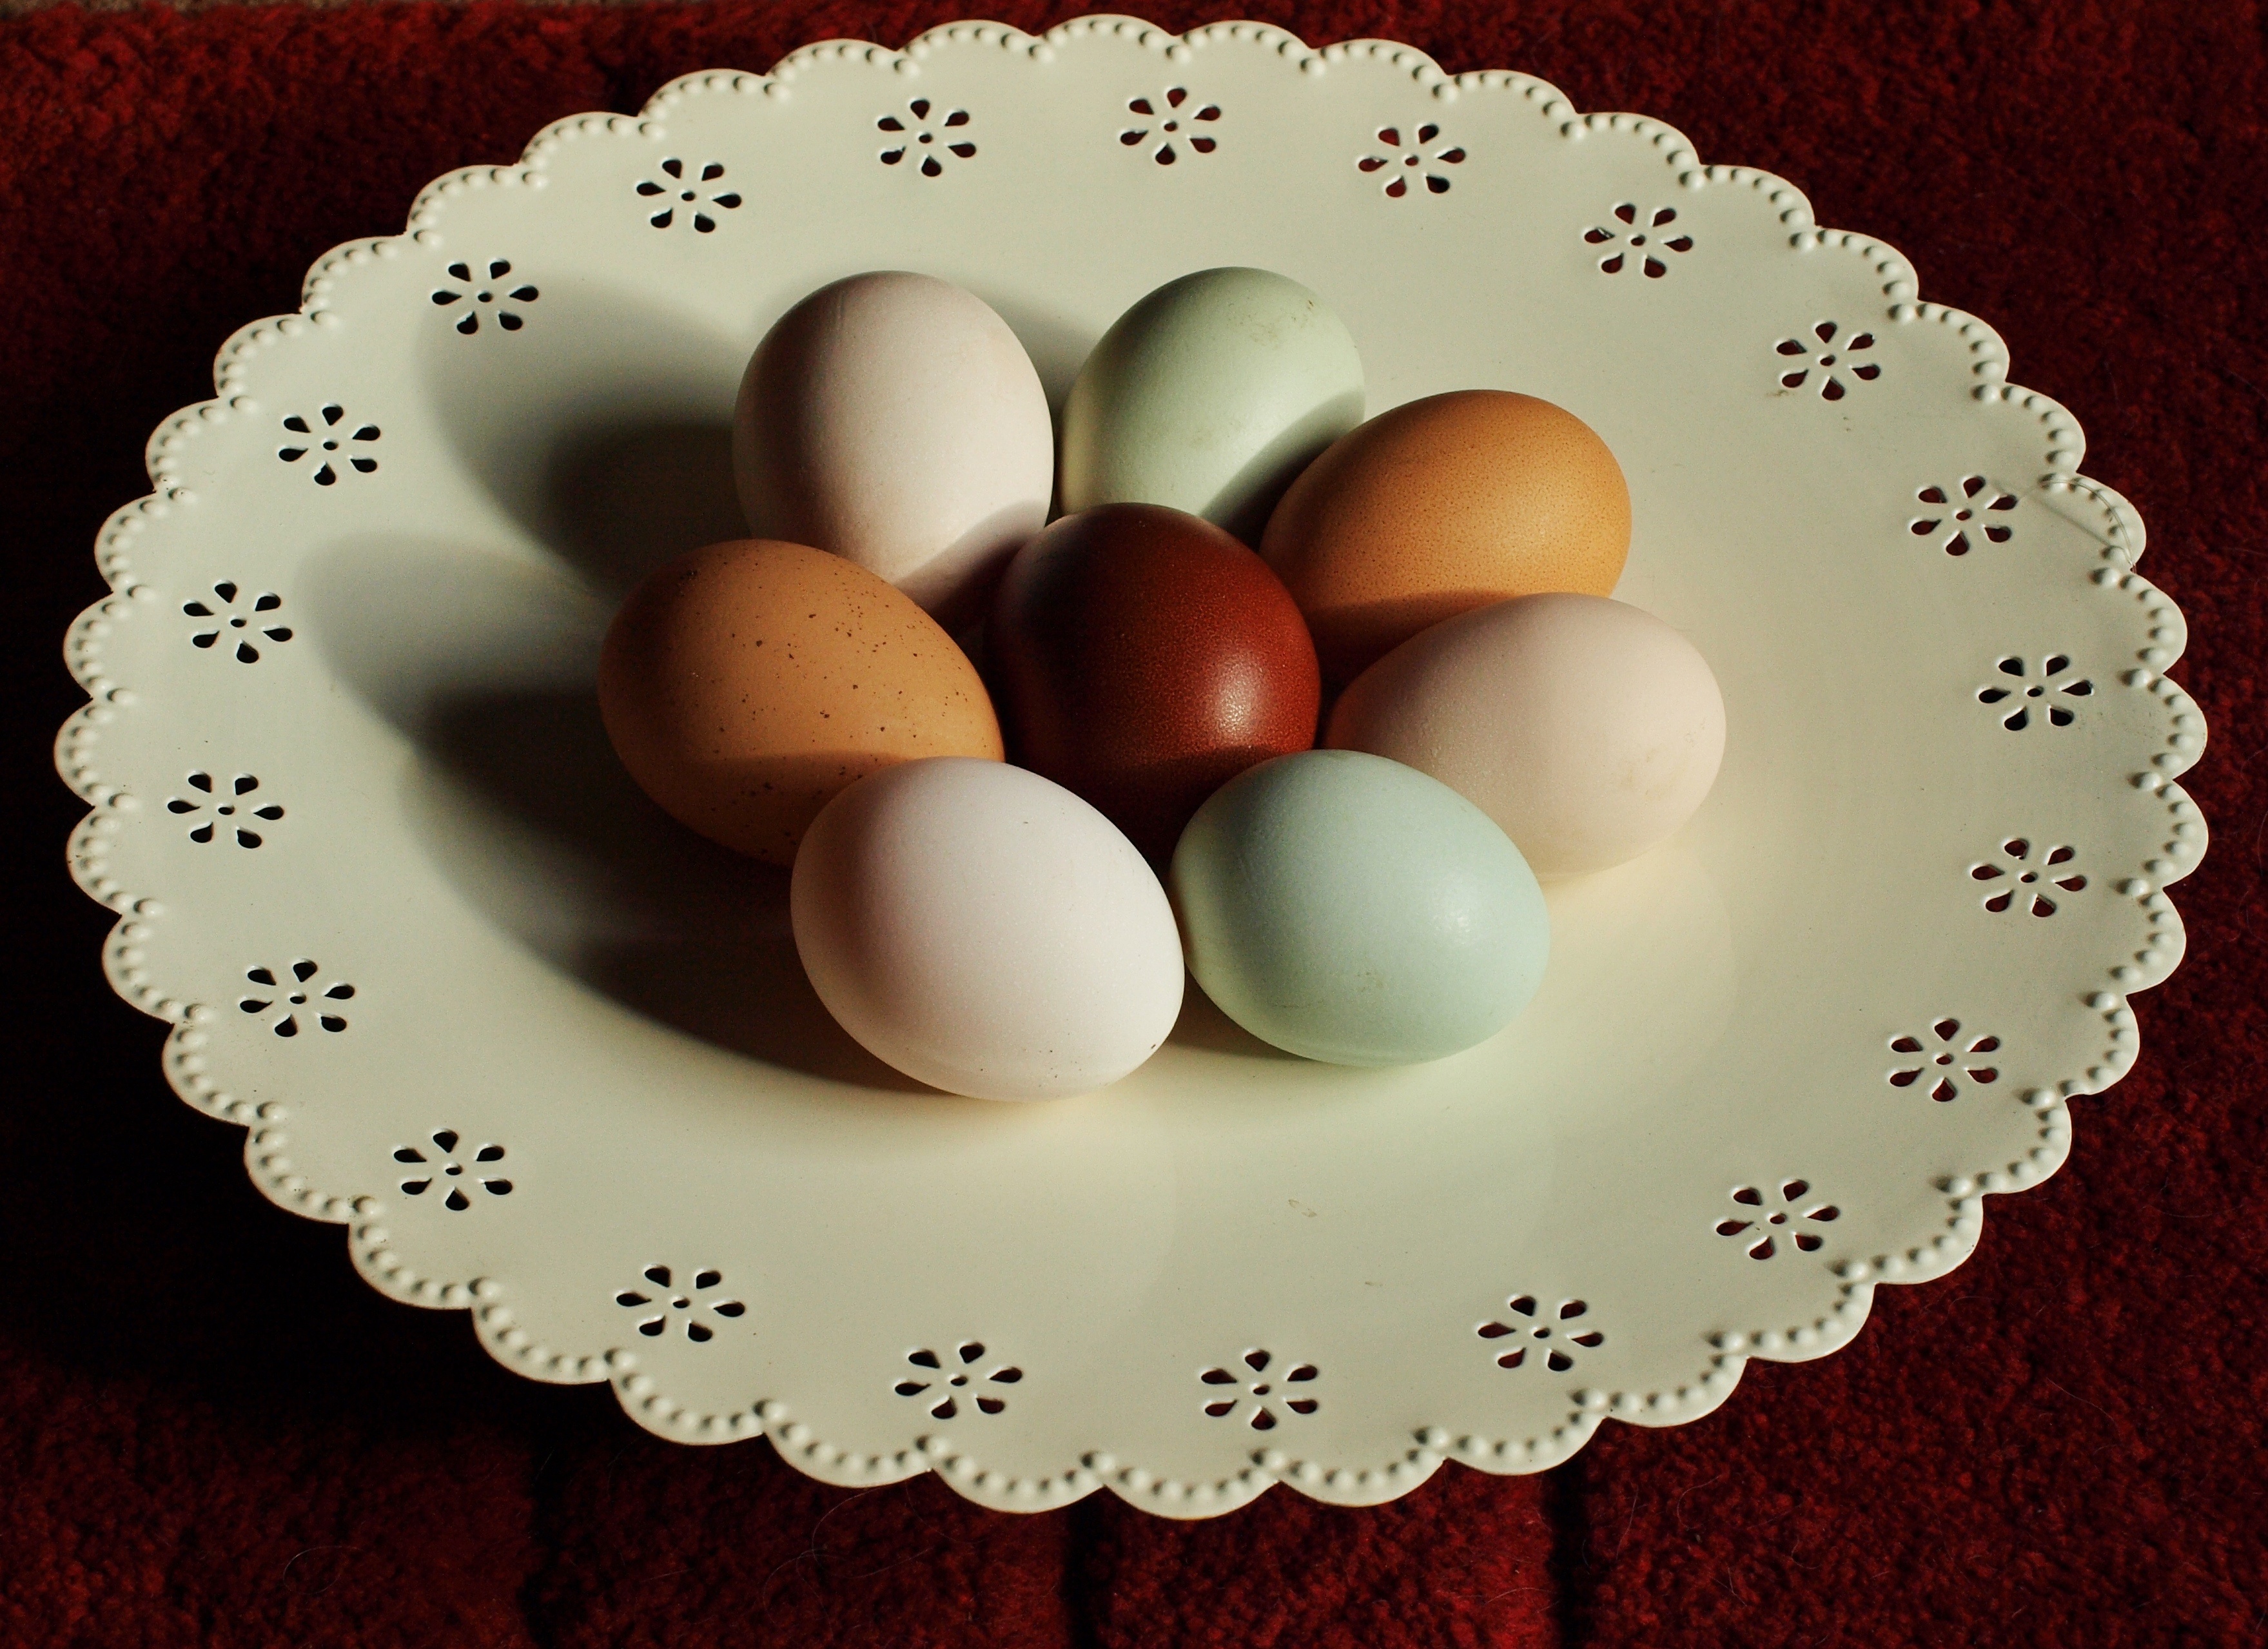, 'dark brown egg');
988,503,1321,861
